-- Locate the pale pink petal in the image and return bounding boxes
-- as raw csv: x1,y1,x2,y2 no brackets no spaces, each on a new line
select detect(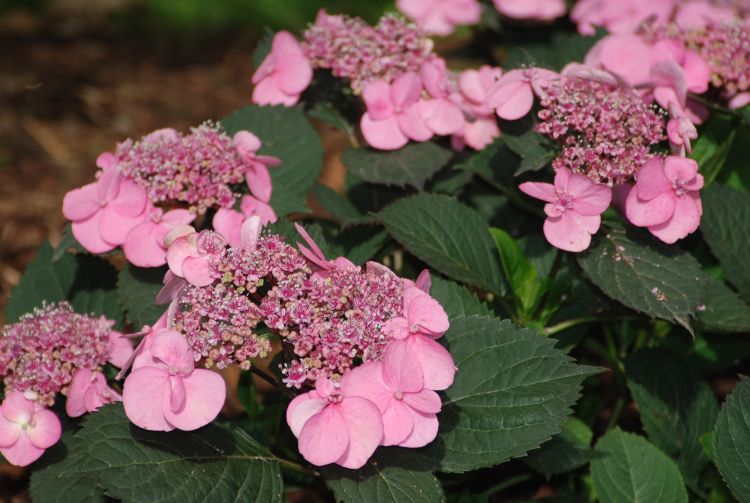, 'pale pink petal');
72,212,116,254
161,209,195,226
543,212,598,252
729,93,750,110
403,388,442,414
163,370,226,431
2,392,34,424
443,0,482,24
100,208,147,247
26,408,61,449
490,80,534,120
286,393,328,437
594,34,652,85
569,178,612,216
66,368,94,417
0,415,21,448
663,156,699,184
361,114,409,150
459,69,487,104
683,51,710,93
391,72,423,110
463,118,500,151
362,80,394,121
0,435,45,467
252,78,299,107
212,209,245,248
519,181,557,203
648,192,702,244
234,130,262,157
276,55,313,96
62,183,99,221
83,385,105,412
398,408,439,448
107,331,134,369
123,221,167,268
383,340,424,393
122,367,173,432
246,162,273,203
415,269,431,293
335,397,384,469
380,399,414,446
109,179,148,218
342,363,393,411
419,99,465,135
182,256,214,287
383,317,410,340
96,164,121,202
405,288,450,336
150,330,193,371
626,189,676,228
397,0,434,19
398,104,434,142
240,196,277,225
408,335,456,391
636,158,673,201
298,406,350,466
